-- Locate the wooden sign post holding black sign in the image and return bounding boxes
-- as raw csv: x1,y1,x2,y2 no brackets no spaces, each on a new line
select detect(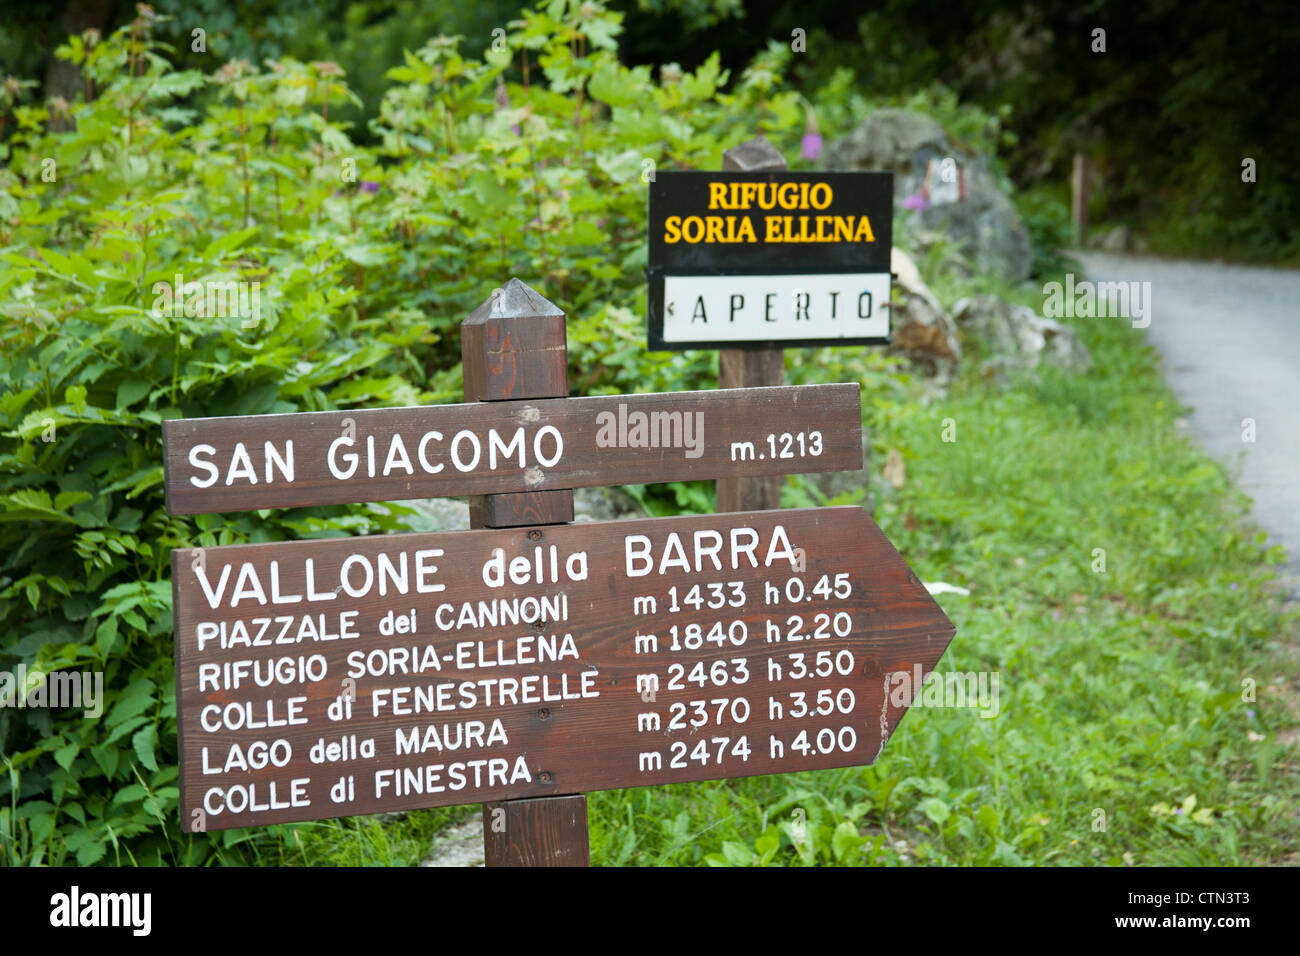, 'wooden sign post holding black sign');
719,139,787,515
646,136,894,514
